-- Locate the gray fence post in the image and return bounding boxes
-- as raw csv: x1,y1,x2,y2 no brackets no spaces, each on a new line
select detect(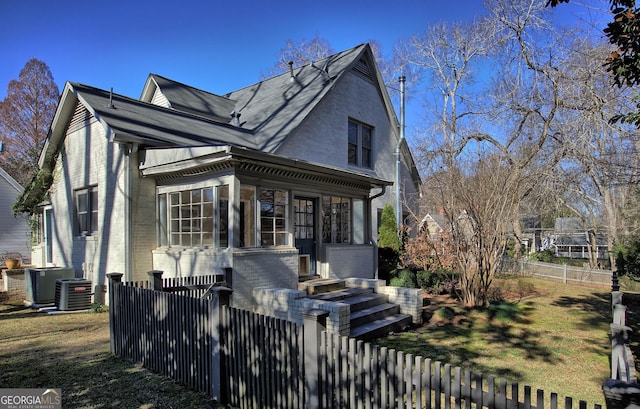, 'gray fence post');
611,323,633,380
106,272,123,355
603,378,640,409
224,267,233,288
614,304,627,326
303,309,329,409
209,286,233,404
147,270,163,290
